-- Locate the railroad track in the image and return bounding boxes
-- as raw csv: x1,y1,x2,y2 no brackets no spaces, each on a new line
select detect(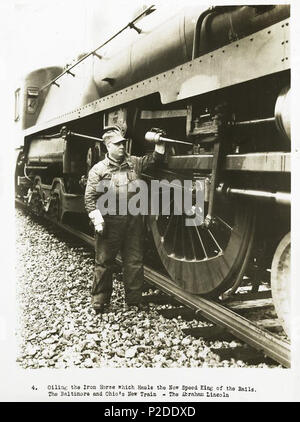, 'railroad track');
15,199,291,368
